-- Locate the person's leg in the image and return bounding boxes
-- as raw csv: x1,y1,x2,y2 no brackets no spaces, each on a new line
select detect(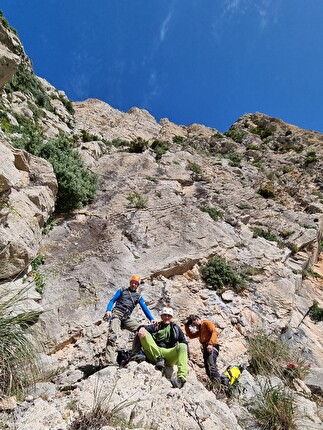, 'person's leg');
161,343,188,380
120,317,142,357
139,330,162,364
203,348,211,378
205,346,221,382
122,316,140,332
105,317,121,363
130,333,142,356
